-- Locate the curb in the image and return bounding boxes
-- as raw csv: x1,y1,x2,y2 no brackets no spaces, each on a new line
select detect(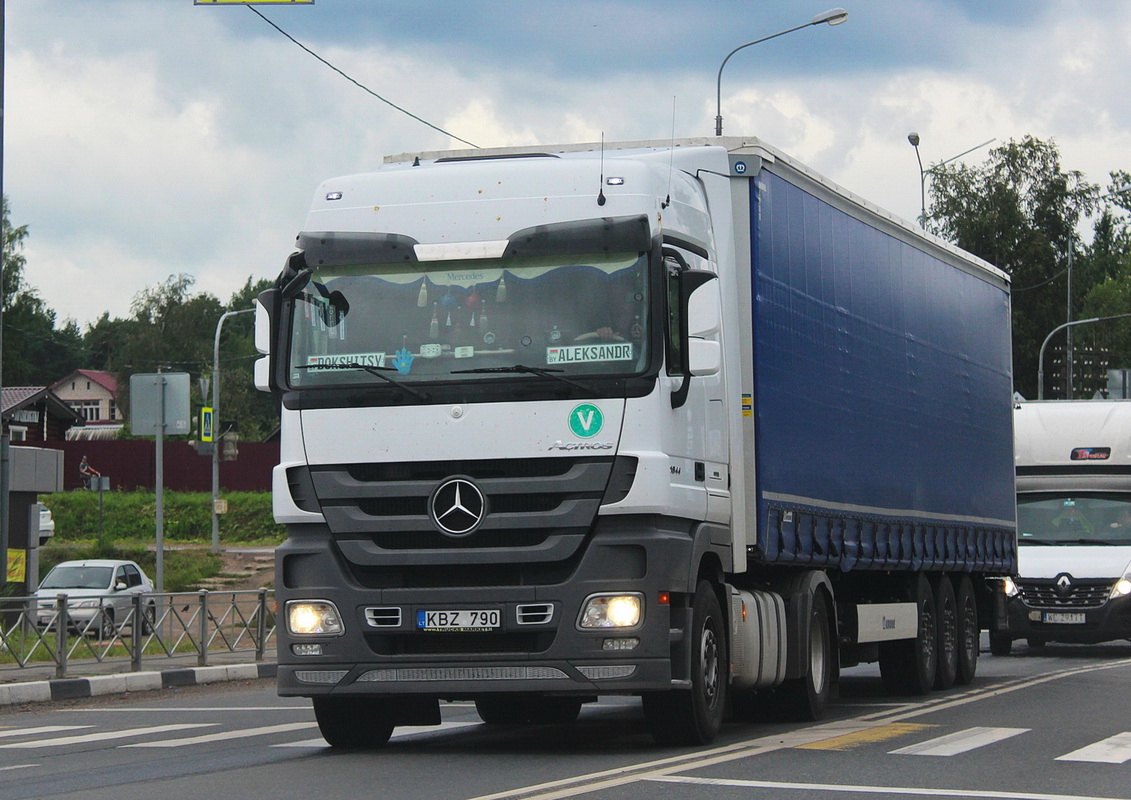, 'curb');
0,663,278,708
